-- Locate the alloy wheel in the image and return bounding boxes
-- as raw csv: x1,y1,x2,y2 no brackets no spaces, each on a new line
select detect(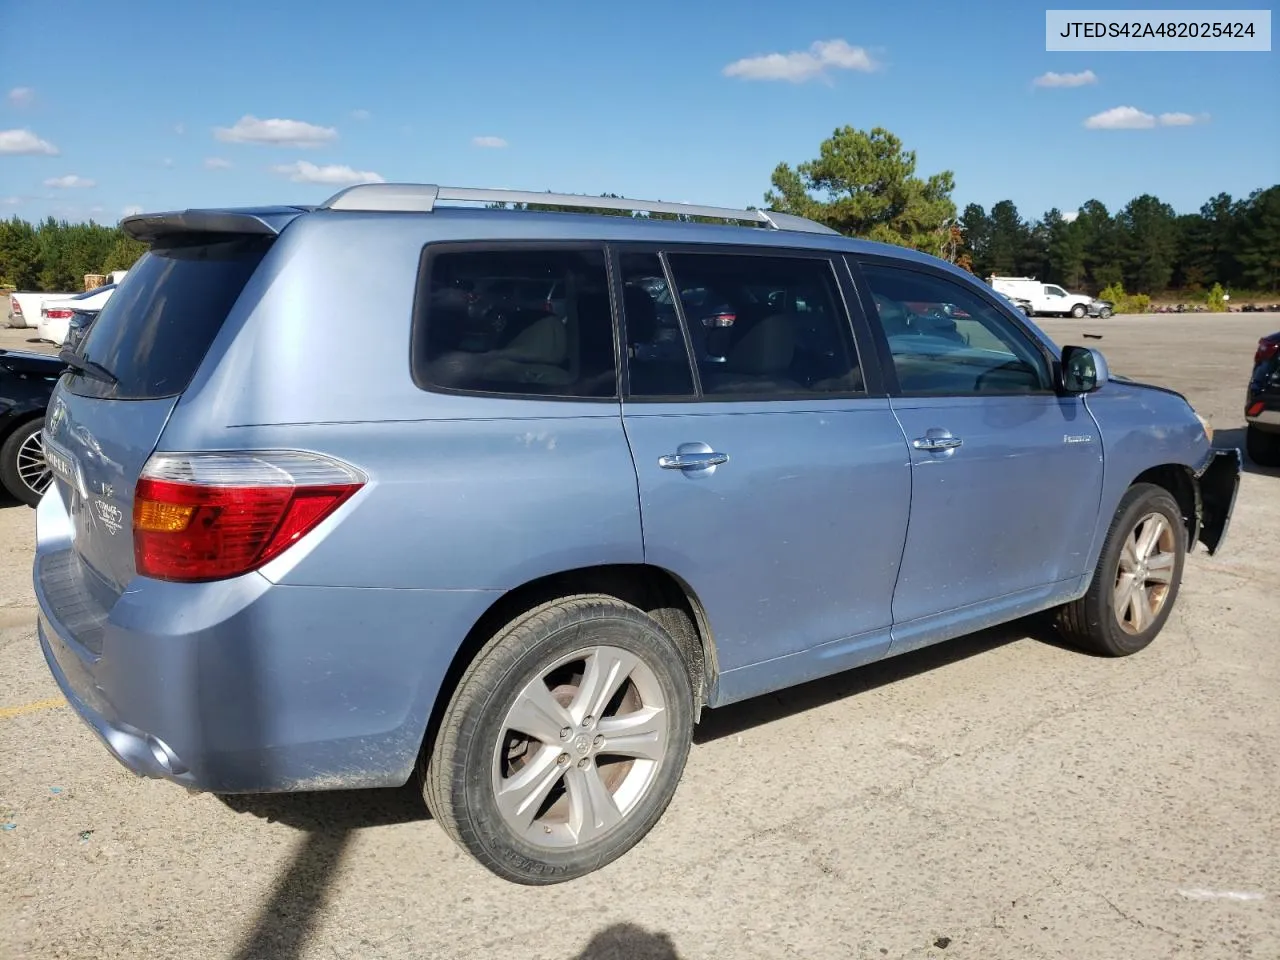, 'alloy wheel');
16,428,52,499
491,645,669,849
1113,512,1177,634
